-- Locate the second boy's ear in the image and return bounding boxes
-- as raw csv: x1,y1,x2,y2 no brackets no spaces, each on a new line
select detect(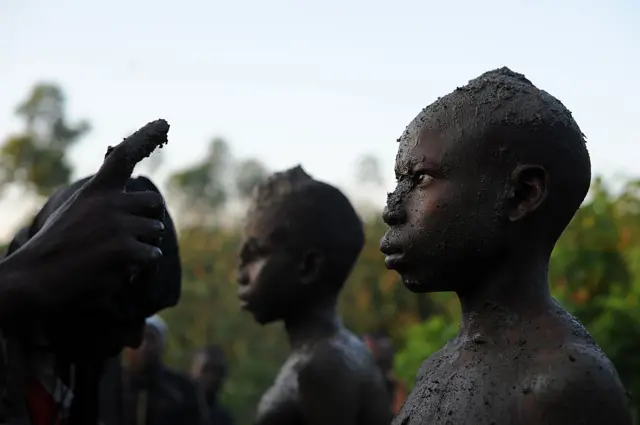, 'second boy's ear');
299,250,324,286
507,164,549,222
